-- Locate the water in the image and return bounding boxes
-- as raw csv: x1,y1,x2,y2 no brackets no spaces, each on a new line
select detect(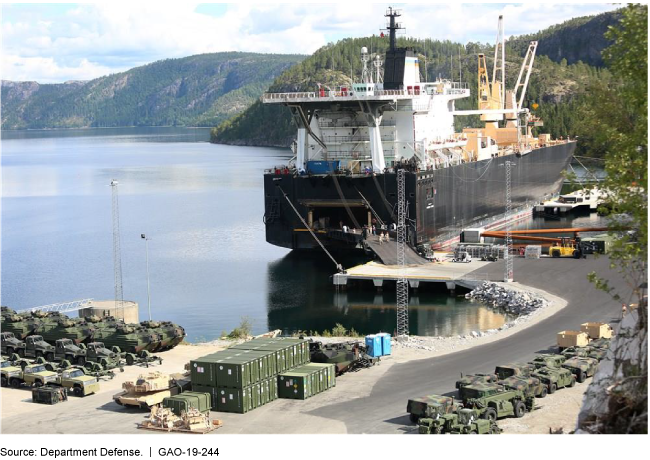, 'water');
2,127,525,341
